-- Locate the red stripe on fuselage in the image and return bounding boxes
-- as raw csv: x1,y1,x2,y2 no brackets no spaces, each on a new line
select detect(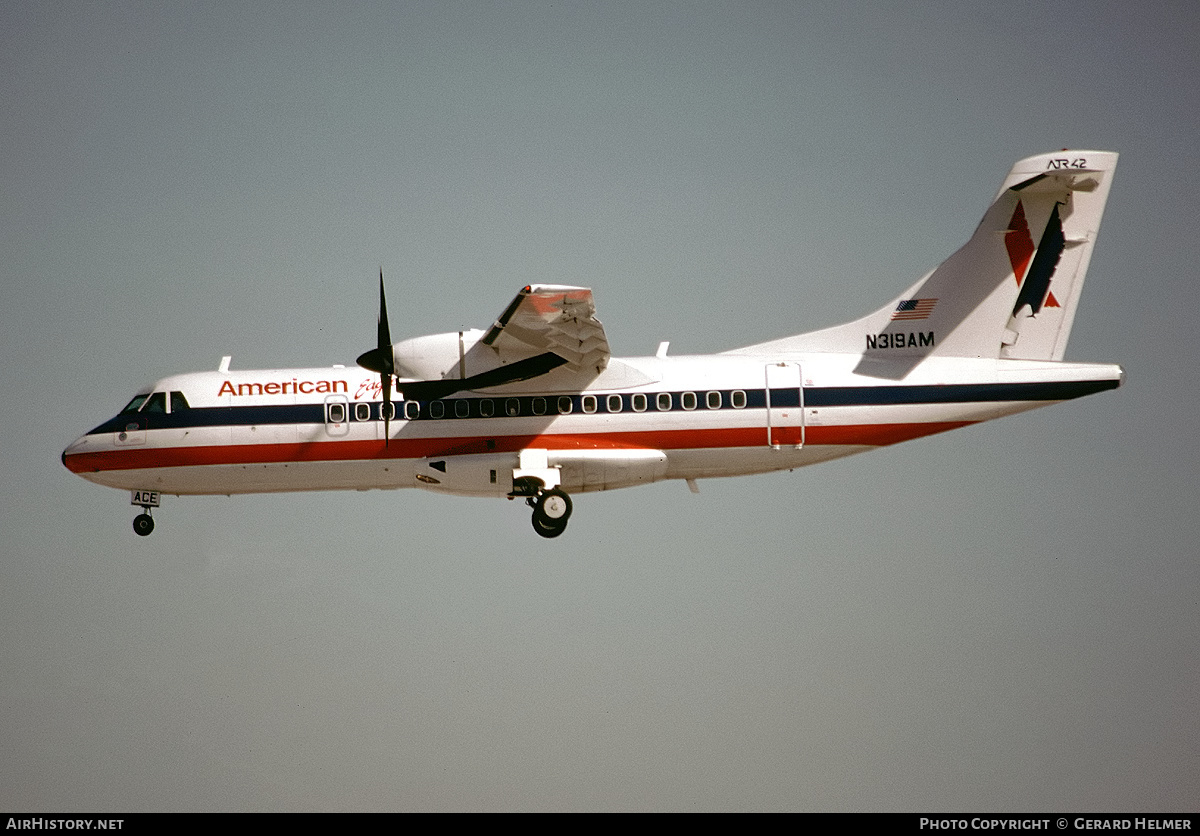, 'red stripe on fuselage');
63,421,975,474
